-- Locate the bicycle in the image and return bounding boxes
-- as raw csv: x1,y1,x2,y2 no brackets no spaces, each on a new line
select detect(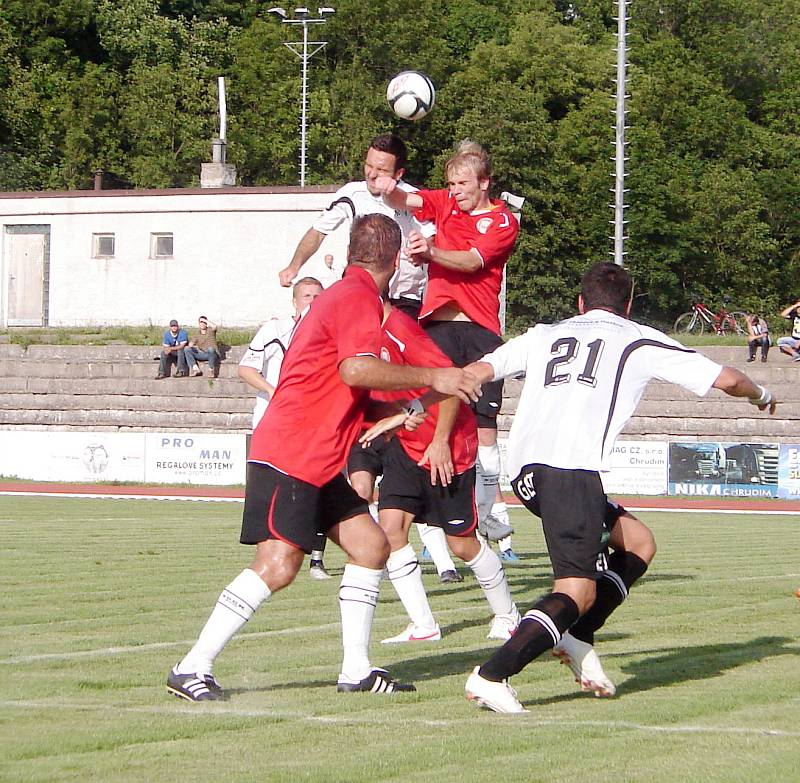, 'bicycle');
673,302,748,336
